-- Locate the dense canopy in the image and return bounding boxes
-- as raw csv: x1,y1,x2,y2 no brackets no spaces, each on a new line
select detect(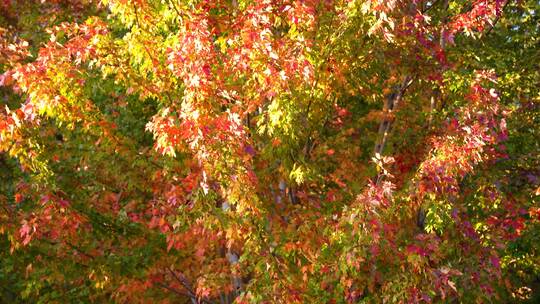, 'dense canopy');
1,0,539,303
